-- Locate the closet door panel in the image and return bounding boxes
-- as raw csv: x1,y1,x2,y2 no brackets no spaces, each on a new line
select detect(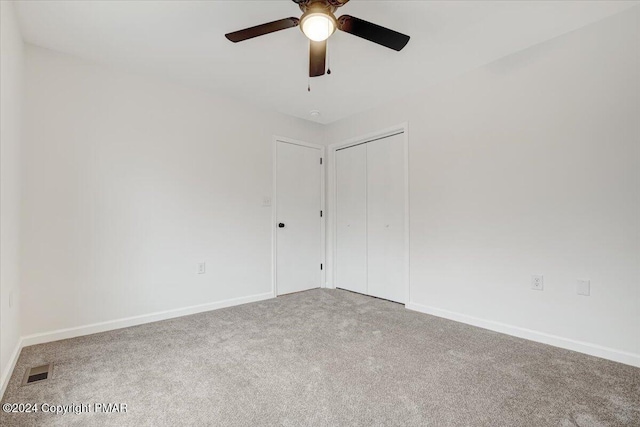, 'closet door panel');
367,134,405,303
336,145,368,294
